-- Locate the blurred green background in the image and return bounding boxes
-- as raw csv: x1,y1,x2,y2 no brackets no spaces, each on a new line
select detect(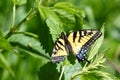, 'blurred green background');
0,0,120,80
